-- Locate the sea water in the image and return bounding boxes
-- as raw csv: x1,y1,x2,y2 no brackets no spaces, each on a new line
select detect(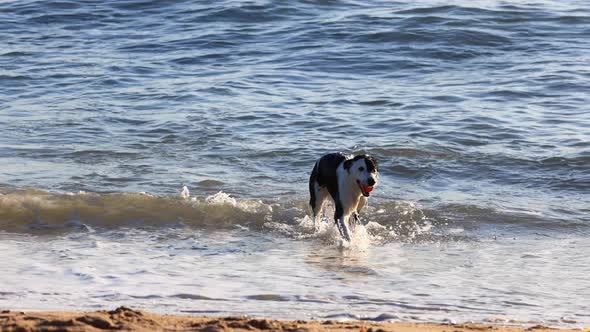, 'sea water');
0,0,589,327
